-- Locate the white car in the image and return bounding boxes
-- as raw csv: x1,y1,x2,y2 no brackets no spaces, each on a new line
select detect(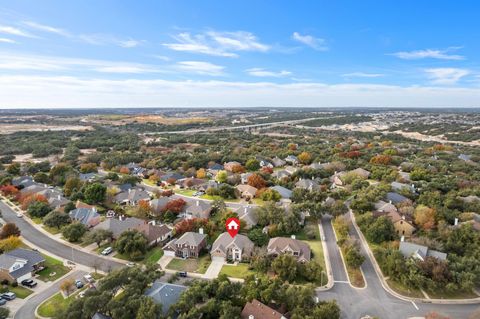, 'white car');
16,212,23,218
83,274,94,283
101,247,113,255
